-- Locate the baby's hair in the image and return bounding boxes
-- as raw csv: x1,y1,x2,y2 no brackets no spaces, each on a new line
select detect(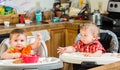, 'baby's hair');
80,22,100,39
10,29,27,39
